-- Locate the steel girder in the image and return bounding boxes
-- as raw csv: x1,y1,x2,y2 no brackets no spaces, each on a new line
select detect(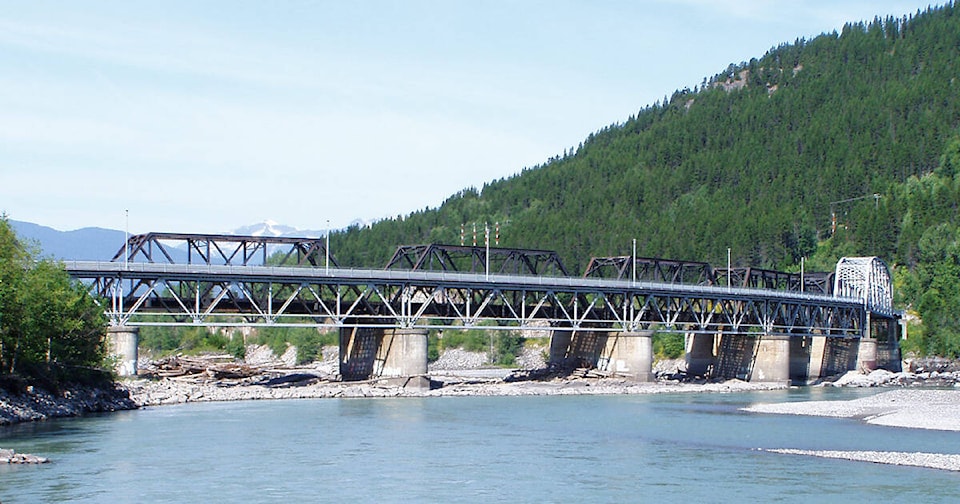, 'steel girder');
112,232,338,268
66,261,863,337
384,243,569,276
